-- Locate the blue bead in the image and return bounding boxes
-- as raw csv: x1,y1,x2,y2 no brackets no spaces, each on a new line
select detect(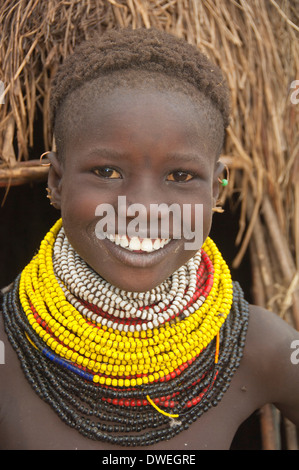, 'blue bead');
41,346,94,381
